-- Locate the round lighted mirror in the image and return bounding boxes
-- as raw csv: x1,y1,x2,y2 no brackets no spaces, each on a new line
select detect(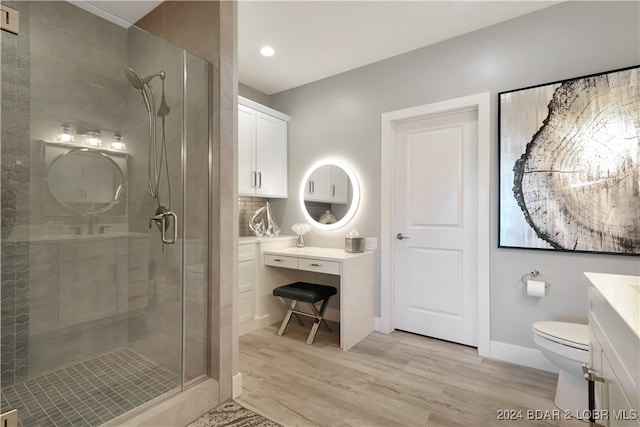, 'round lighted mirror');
299,160,360,230
46,148,126,215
